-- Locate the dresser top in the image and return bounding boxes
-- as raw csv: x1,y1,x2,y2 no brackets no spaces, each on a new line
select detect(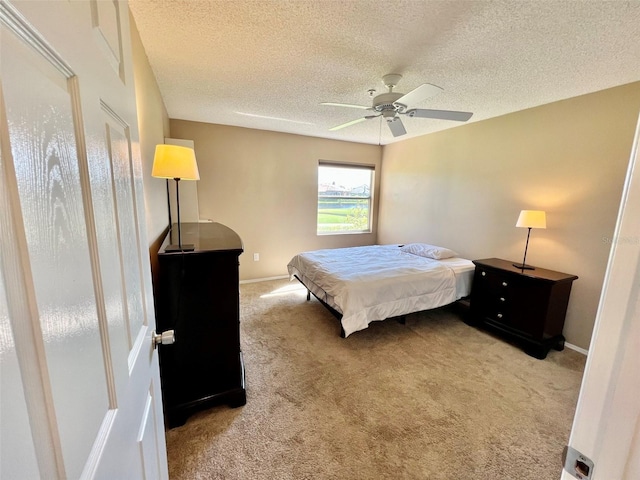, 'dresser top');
473,258,578,283
159,222,243,255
